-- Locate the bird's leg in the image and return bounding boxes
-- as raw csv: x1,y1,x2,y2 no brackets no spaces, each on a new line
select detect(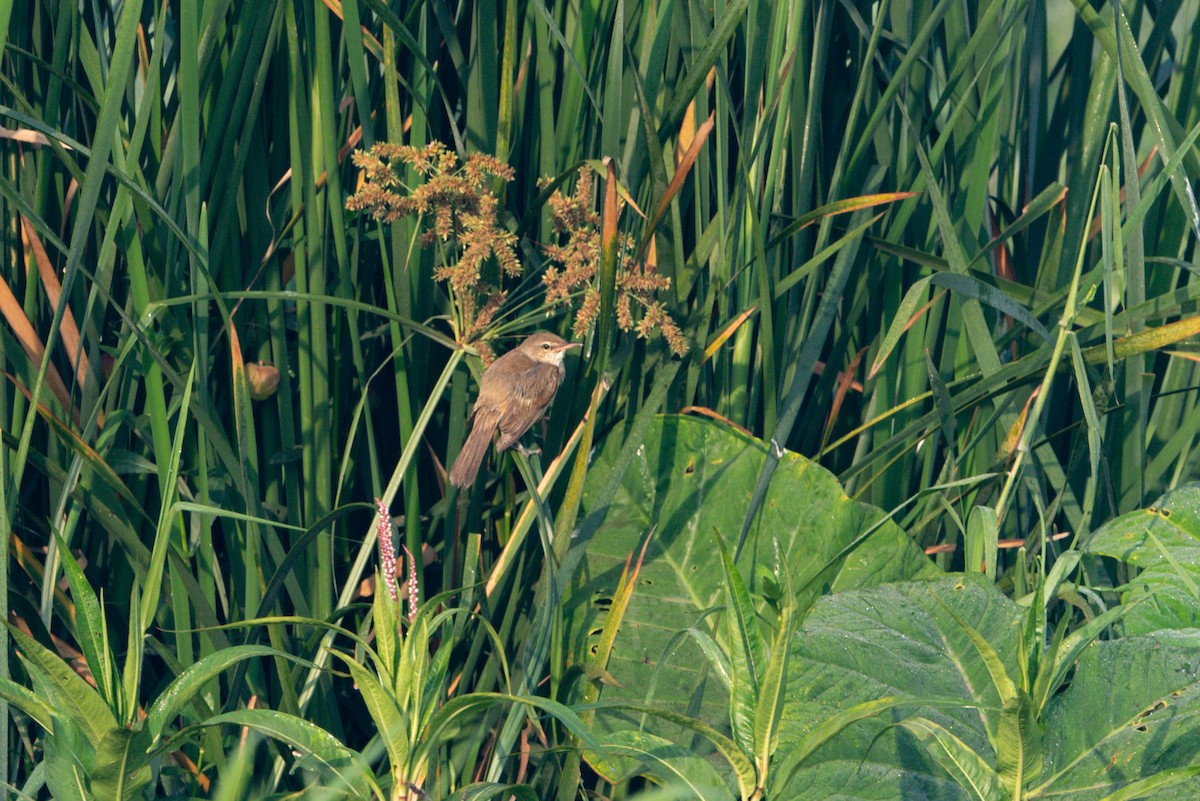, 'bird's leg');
514,442,542,457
